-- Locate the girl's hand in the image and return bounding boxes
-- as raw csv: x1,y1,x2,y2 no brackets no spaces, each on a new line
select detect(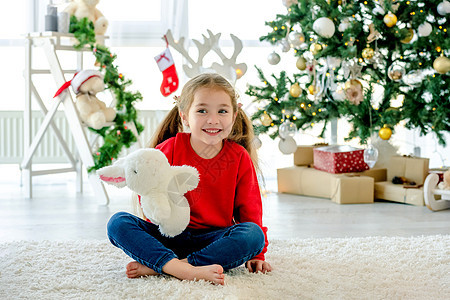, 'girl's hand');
245,259,273,273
